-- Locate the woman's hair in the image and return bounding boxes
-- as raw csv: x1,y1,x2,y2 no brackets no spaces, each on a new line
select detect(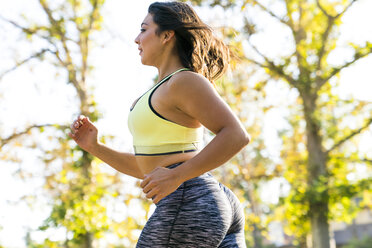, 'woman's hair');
148,1,230,81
